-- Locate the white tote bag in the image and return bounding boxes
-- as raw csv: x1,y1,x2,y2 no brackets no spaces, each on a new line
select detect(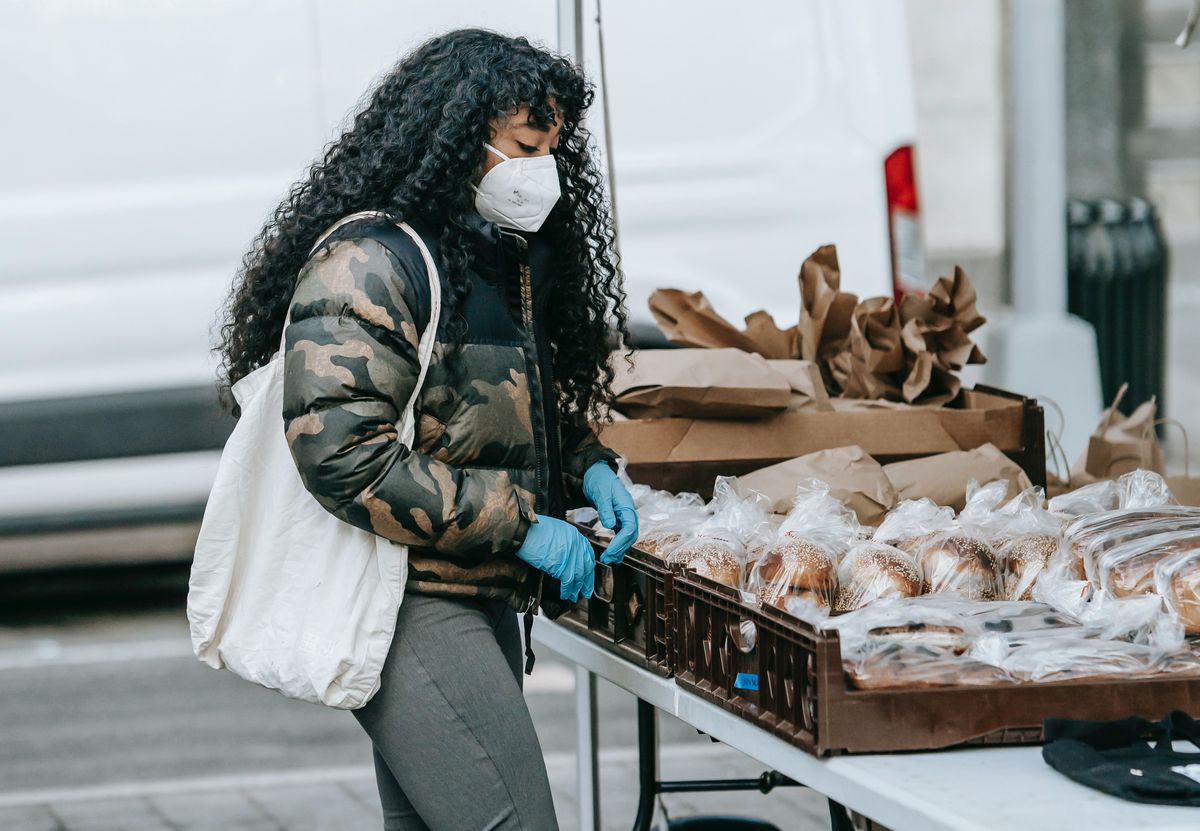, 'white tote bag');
187,213,441,709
